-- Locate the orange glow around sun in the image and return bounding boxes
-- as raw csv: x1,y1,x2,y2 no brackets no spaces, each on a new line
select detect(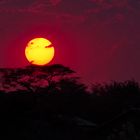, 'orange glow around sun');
25,38,55,66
